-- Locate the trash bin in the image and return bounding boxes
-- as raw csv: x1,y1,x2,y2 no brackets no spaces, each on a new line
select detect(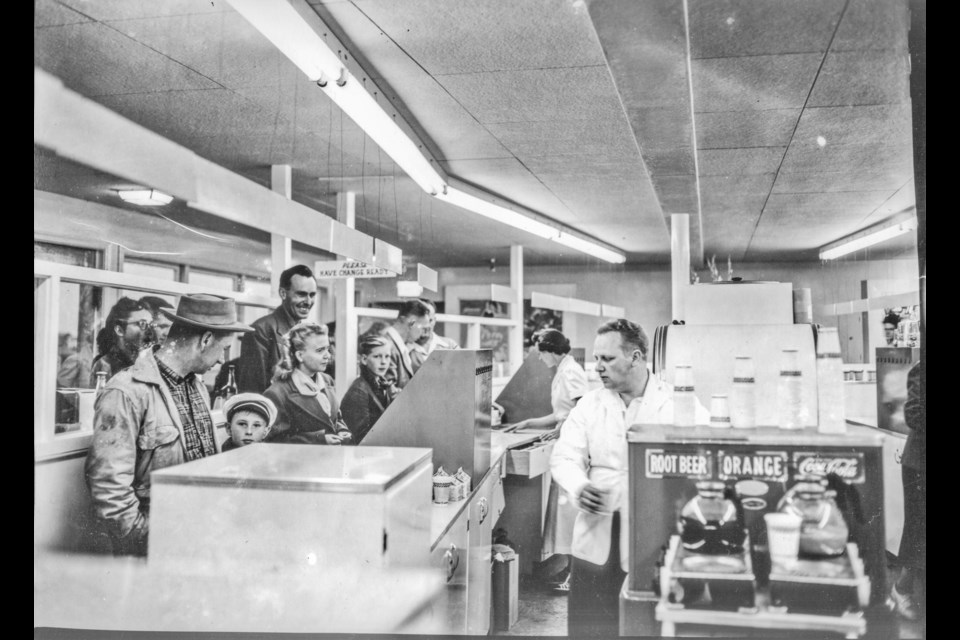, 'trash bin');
492,544,519,632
